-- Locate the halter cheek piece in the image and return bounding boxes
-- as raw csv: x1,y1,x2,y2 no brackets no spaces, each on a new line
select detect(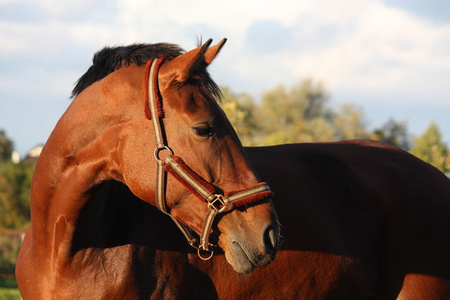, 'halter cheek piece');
145,58,273,260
